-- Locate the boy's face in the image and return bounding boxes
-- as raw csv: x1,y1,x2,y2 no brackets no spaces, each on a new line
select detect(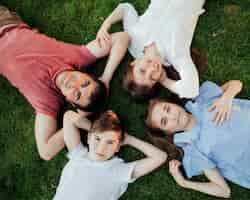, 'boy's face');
88,130,121,161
